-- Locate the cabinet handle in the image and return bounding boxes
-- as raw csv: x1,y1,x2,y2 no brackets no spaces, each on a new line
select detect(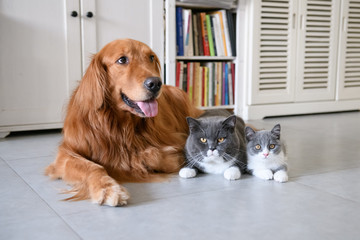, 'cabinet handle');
71,11,78,17
86,12,94,18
